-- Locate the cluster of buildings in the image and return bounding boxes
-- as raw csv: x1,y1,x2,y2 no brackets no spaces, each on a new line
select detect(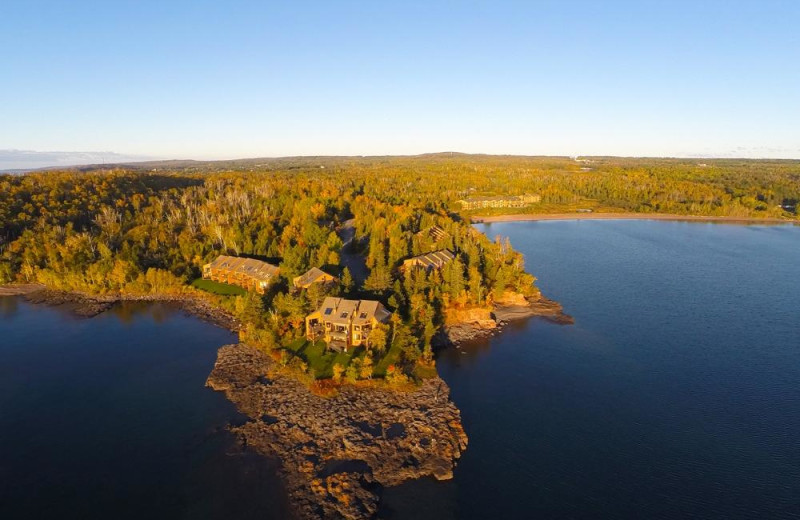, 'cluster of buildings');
456,194,541,210
202,245,458,351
